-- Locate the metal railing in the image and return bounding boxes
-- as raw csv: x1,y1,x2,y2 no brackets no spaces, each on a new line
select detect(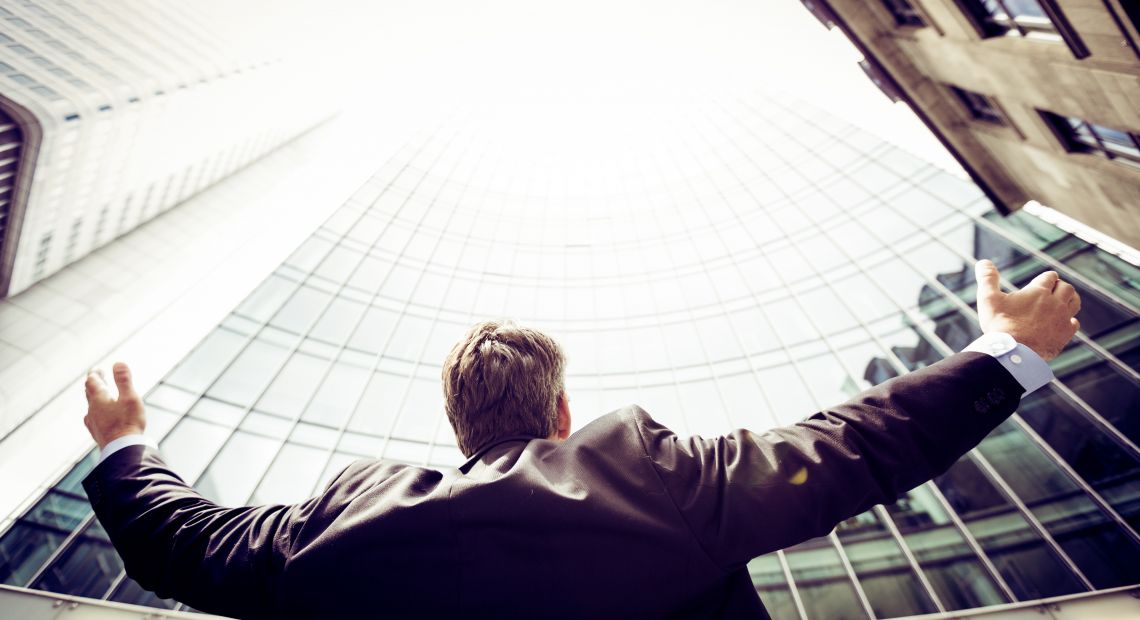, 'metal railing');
0,584,222,619
891,585,1140,620
0,582,1135,619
